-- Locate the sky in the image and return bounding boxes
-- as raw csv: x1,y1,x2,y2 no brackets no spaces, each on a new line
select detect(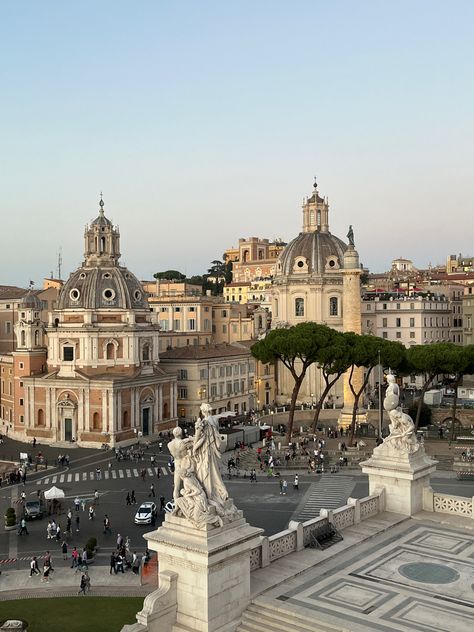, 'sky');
1,1,473,286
